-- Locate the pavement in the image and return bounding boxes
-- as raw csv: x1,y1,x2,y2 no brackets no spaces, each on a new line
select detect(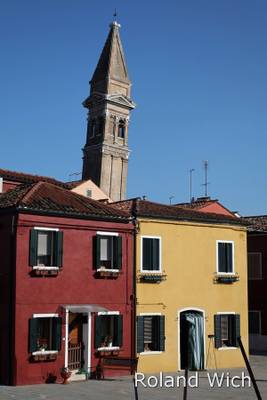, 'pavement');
0,355,266,400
